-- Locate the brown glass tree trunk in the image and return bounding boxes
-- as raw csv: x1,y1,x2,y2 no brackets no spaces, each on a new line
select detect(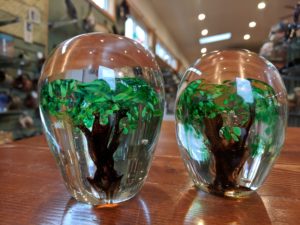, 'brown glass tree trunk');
78,111,126,200
212,147,248,191
85,132,123,199
203,110,254,195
